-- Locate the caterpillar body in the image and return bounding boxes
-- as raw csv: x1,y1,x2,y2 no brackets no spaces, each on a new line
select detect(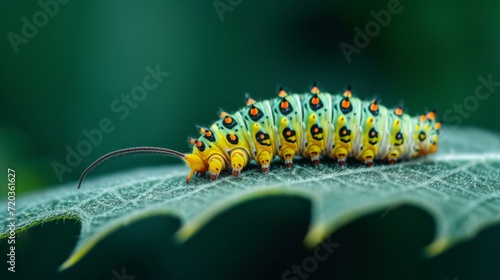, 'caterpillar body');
77,85,441,188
